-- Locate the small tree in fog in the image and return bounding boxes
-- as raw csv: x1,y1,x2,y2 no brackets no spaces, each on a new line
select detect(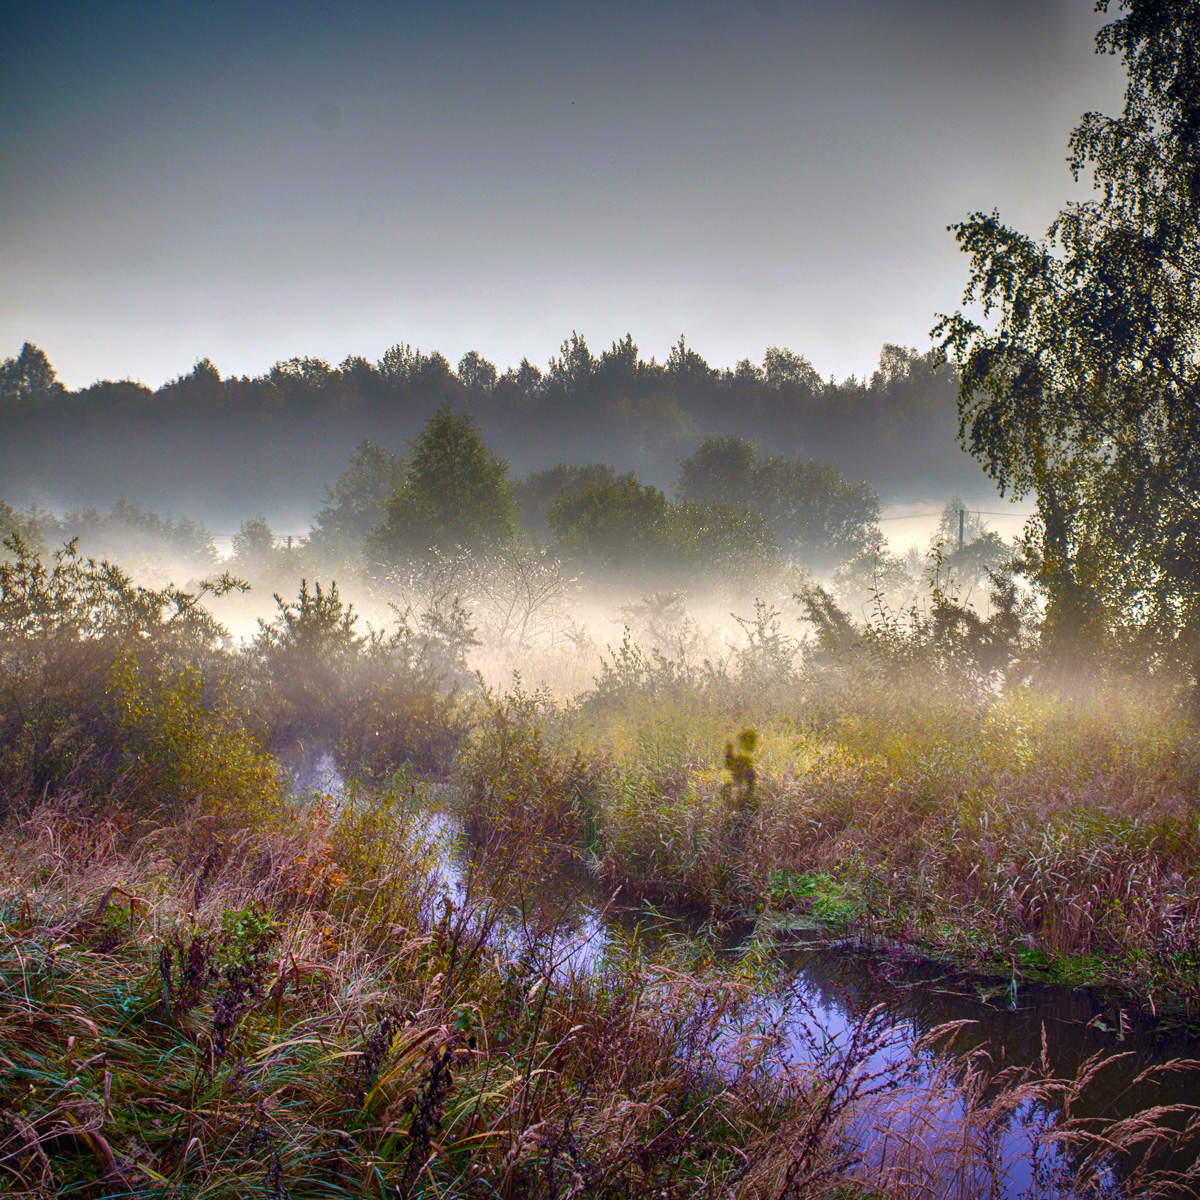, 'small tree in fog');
251,579,363,738
368,404,517,562
677,437,879,568
472,543,573,652
513,463,617,539
675,436,756,509
547,473,670,570
311,439,406,558
929,499,1012,606
231,516,277,570
0,503,46,557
